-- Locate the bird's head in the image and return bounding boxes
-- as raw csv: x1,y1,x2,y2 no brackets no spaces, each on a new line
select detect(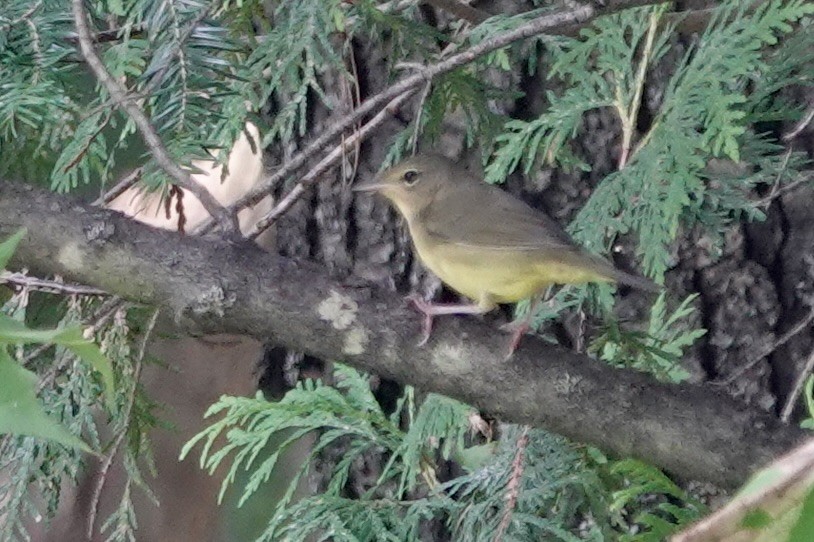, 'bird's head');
353,154,457,219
